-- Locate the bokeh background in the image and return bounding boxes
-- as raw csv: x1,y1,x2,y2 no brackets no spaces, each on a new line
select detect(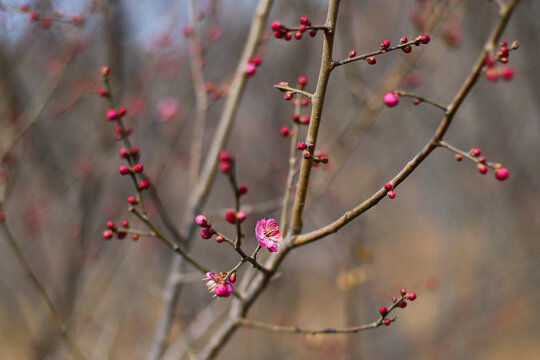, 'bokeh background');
0,0,538,359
